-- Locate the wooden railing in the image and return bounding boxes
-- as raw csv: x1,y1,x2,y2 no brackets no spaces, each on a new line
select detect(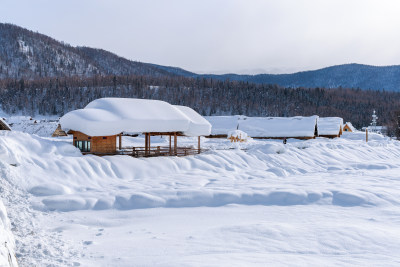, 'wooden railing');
82,146,207,157
119,146,205,157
